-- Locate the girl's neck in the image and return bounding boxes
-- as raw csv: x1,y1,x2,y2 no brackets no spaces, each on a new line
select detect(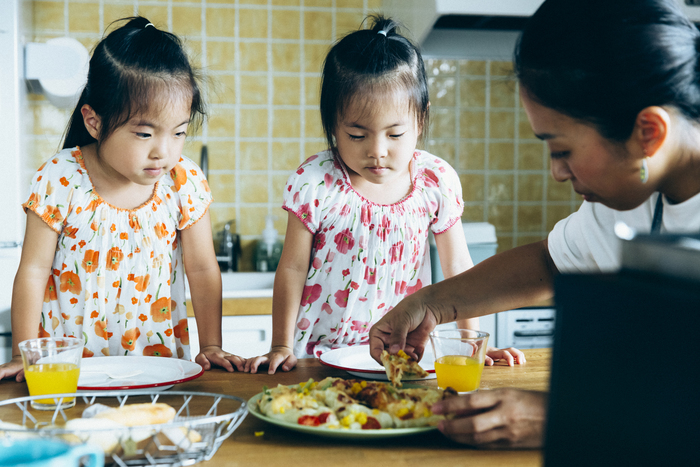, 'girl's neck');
81,144,157,210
